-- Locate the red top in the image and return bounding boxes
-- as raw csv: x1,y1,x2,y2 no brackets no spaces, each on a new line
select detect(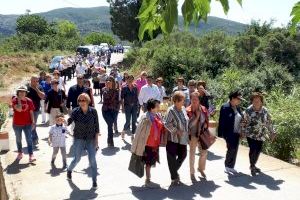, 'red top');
12,97,35,126
146,115,165,148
